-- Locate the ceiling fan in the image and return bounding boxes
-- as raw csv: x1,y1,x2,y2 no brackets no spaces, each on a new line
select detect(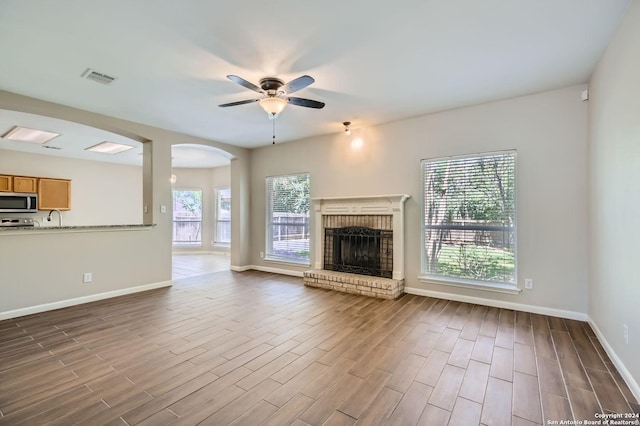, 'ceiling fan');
219,75,325,119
